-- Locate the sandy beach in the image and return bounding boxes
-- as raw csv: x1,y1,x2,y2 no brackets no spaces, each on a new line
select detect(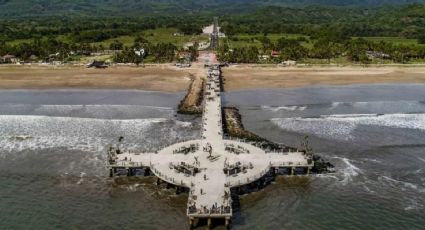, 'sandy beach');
0,65,197,92
222,65,425,91
1,64,425,92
